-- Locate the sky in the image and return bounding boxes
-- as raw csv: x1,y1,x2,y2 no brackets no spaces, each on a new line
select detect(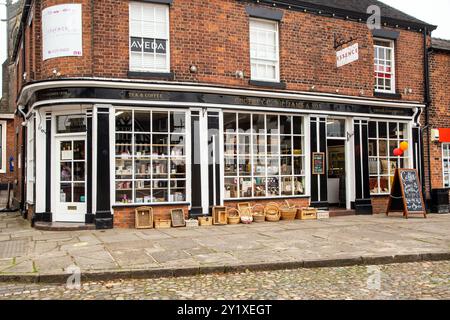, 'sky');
1,0,450,98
